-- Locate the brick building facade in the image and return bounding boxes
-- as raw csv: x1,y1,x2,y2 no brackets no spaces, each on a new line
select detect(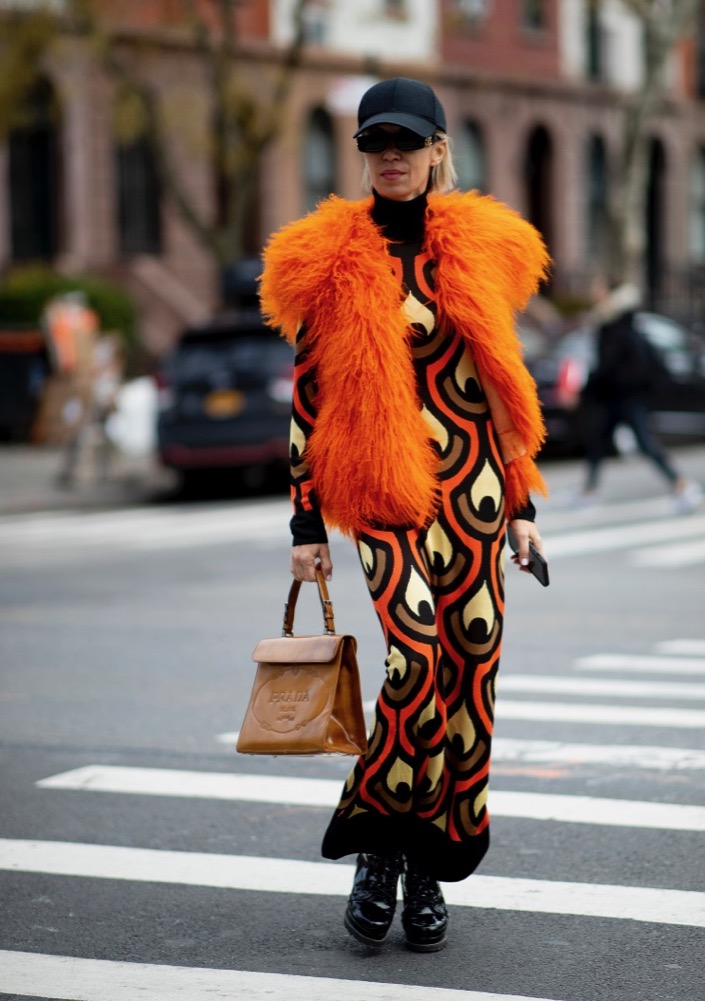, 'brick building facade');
1,0,704,352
